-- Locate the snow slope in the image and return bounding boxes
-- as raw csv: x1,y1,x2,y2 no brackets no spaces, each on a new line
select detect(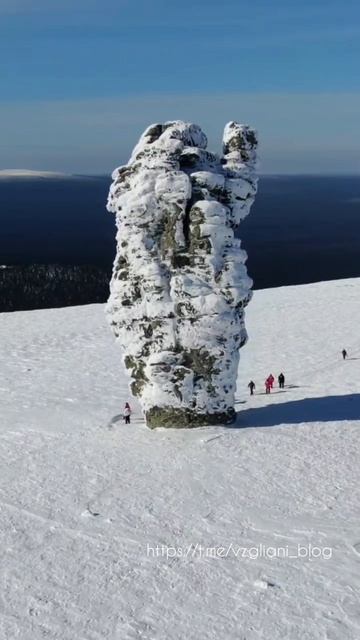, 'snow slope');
0,278,359,639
